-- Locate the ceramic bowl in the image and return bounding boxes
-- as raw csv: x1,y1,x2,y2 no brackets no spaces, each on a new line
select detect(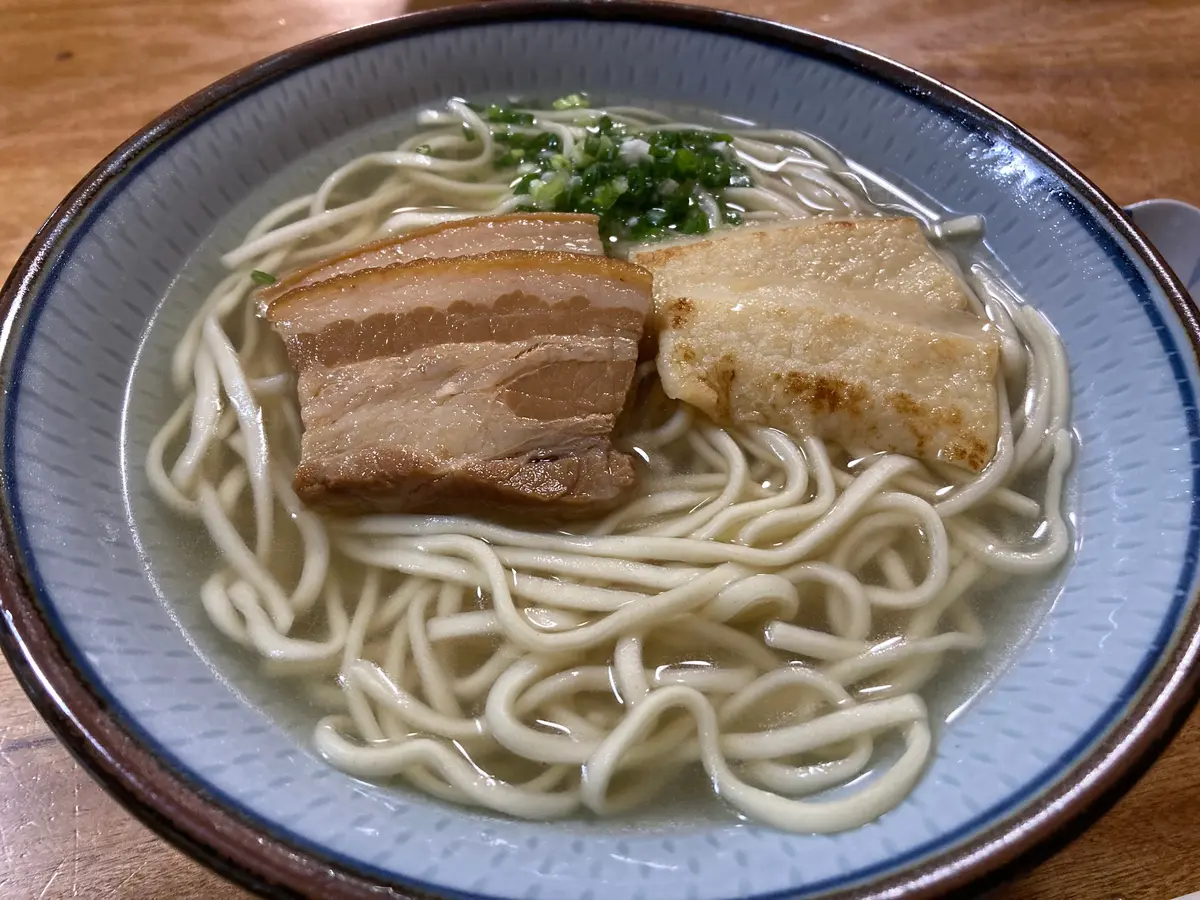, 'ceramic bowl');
2,3,1198,899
